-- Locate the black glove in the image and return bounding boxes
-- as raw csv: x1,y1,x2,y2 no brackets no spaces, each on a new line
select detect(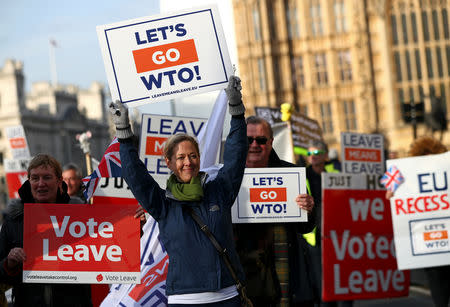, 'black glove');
225,76,245,116
109,100,133,139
